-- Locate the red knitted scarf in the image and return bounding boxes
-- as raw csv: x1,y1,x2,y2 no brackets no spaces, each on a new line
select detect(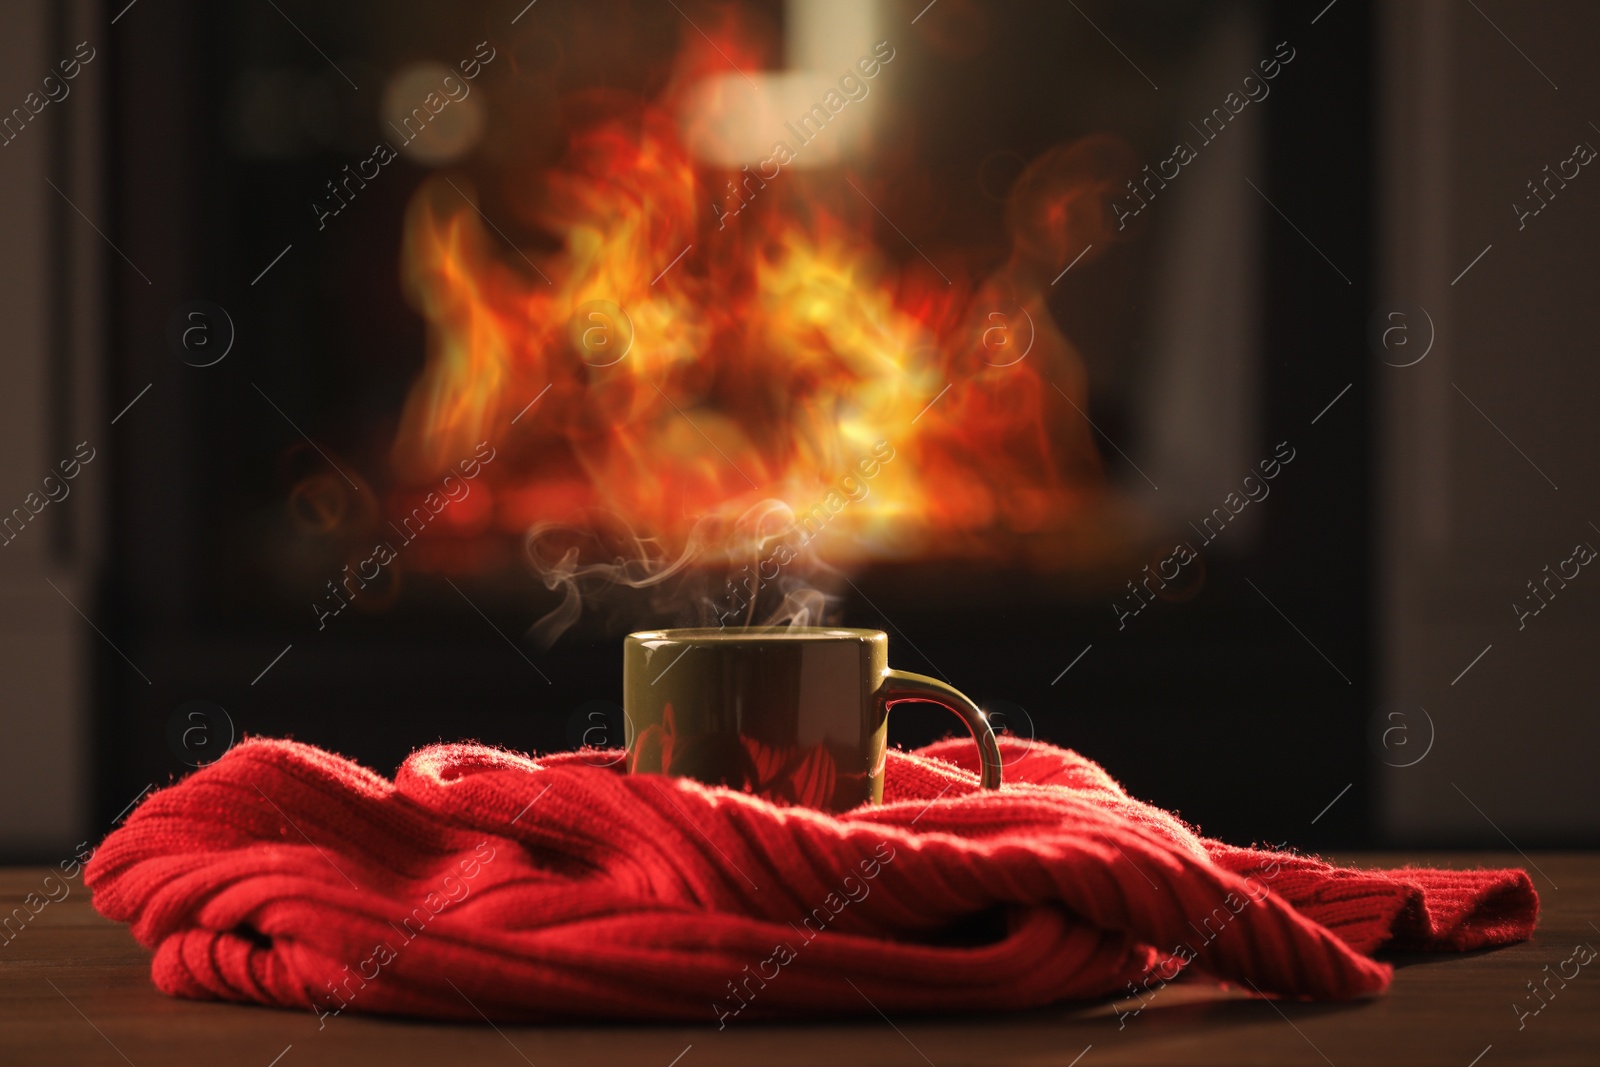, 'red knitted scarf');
85,736,1537,1023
